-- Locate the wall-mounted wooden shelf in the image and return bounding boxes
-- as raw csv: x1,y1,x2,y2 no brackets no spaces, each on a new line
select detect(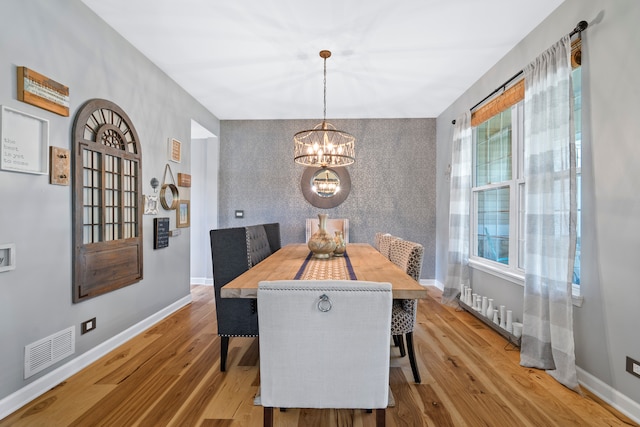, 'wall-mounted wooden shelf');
456,296,521,348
